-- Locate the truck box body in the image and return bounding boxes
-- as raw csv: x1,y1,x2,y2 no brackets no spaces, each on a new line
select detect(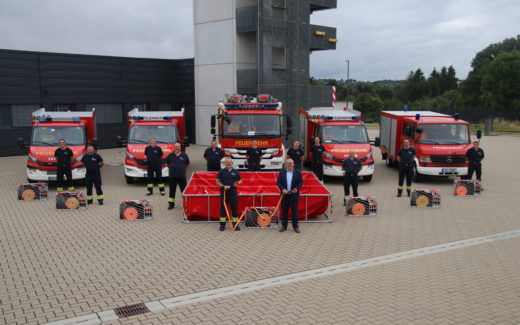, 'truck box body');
123,108,185,182
299,107,375,180
26,108,96,182
379,111,472,177
211,94,286,170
